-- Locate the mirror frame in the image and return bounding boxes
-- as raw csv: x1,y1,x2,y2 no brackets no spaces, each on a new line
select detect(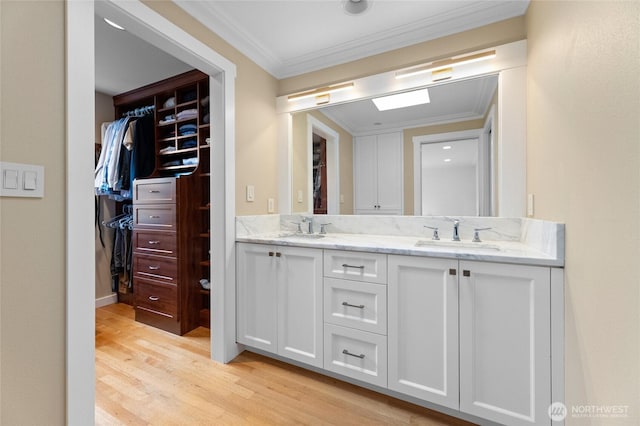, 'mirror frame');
277,40,527,217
